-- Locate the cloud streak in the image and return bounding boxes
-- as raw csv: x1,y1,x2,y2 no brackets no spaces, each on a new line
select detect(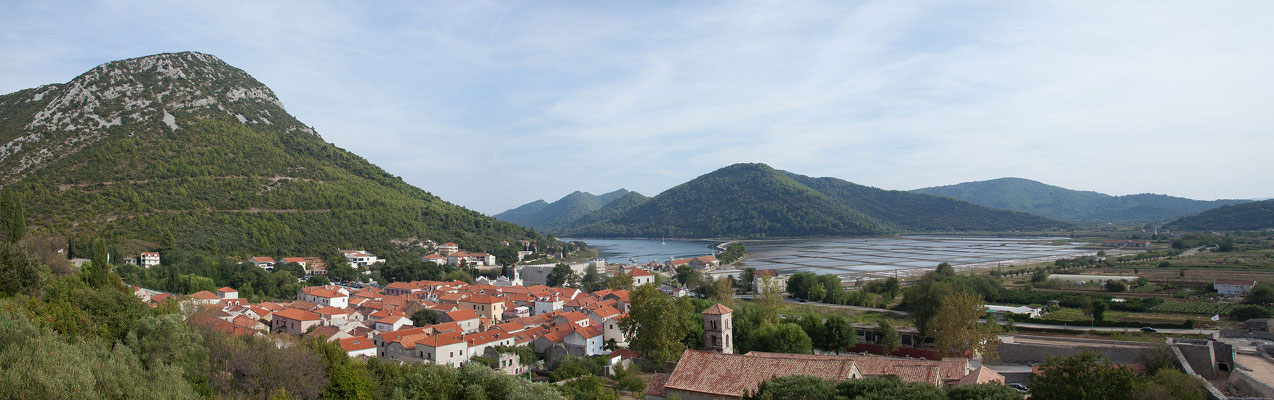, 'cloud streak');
2,1,1272,213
